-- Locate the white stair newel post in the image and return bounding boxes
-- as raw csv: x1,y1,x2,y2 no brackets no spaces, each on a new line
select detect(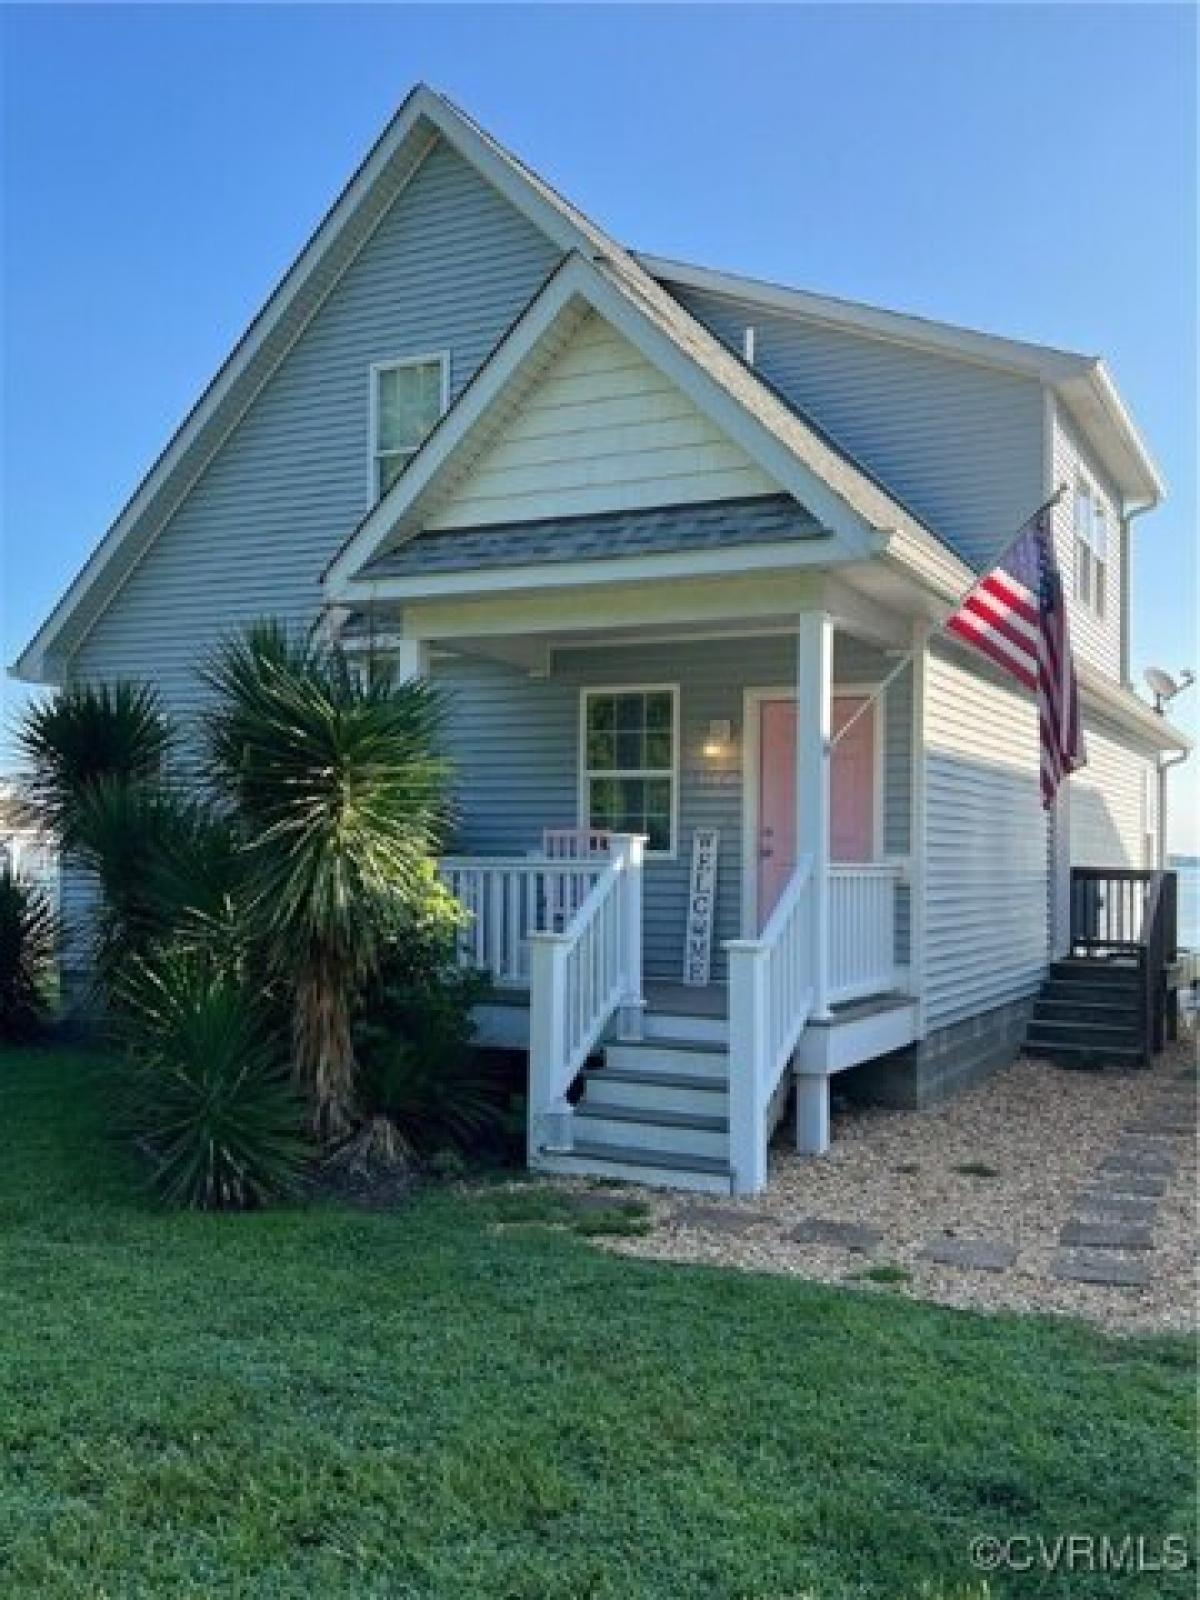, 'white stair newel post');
528,931,572,1163
797,612,834,1021
726,939,768,1194
613,833,645,1040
